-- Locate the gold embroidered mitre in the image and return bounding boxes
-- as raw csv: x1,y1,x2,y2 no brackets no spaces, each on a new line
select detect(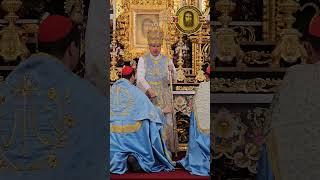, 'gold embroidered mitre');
147,25,164,45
